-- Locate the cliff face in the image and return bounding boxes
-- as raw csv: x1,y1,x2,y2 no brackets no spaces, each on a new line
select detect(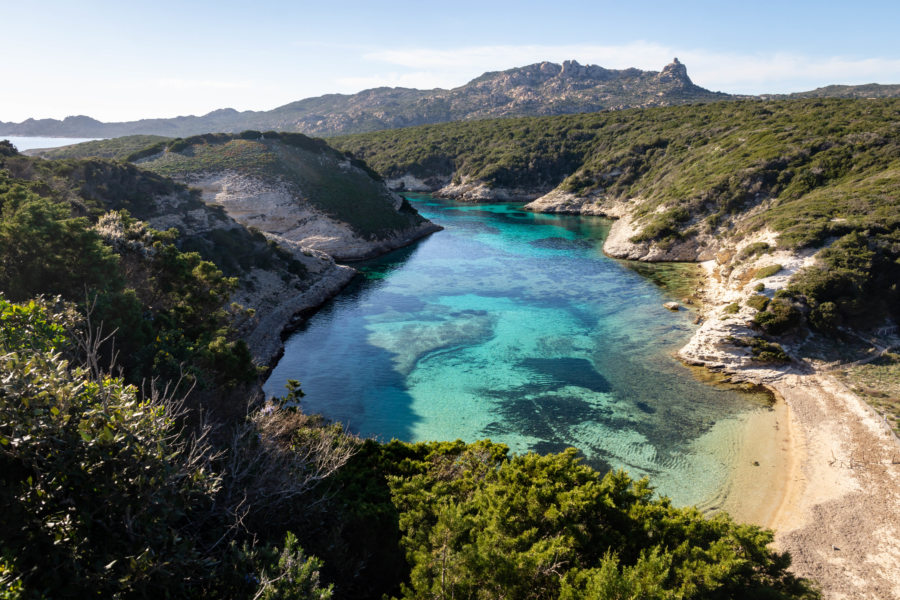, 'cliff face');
16,133,442,363
130,133,441,261
0,60,728,138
